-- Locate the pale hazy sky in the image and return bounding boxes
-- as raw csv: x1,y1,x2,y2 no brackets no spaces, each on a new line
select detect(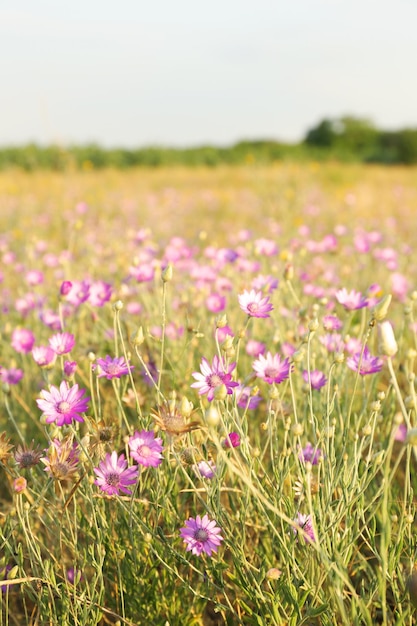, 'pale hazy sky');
1,0,416,147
